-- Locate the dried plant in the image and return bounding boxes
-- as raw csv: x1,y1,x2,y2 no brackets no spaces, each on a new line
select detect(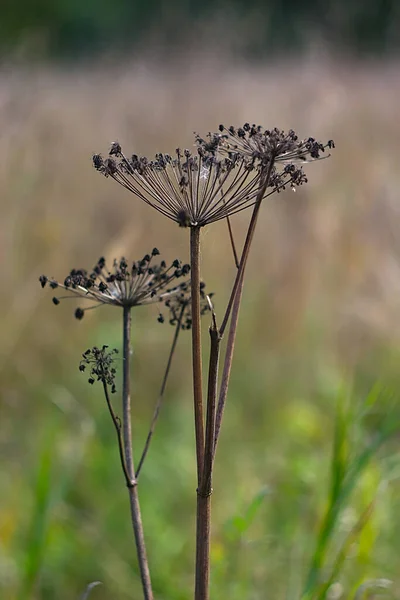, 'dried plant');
92,124,334,600
204,123,334,164
39,250,190,319
40,250,212,600
93,143,262,228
